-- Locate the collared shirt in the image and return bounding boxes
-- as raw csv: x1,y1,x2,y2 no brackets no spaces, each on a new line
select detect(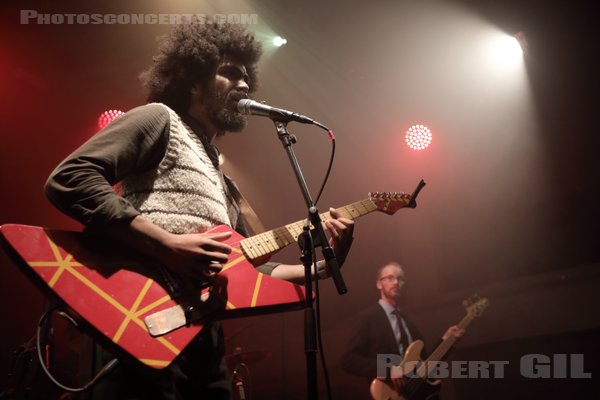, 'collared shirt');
378,299,413,355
